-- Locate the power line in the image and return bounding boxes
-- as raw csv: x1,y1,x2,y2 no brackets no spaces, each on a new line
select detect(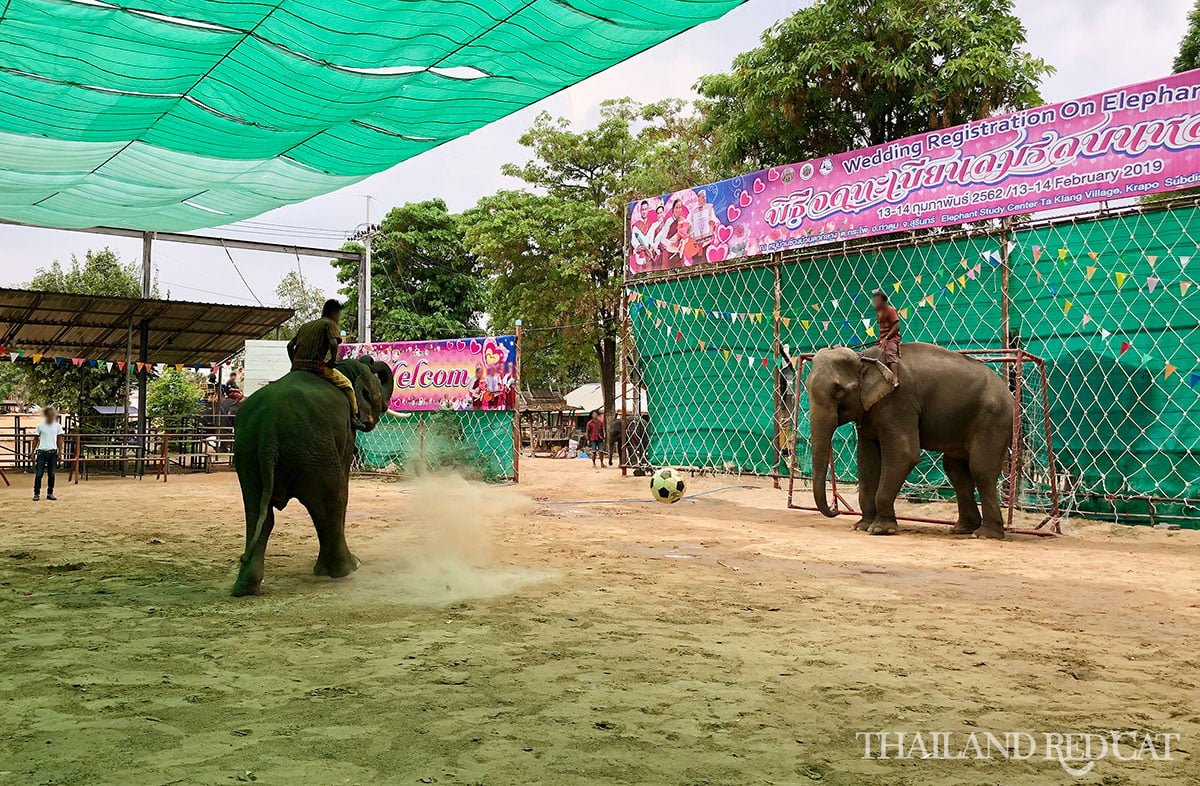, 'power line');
220,240,264,306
